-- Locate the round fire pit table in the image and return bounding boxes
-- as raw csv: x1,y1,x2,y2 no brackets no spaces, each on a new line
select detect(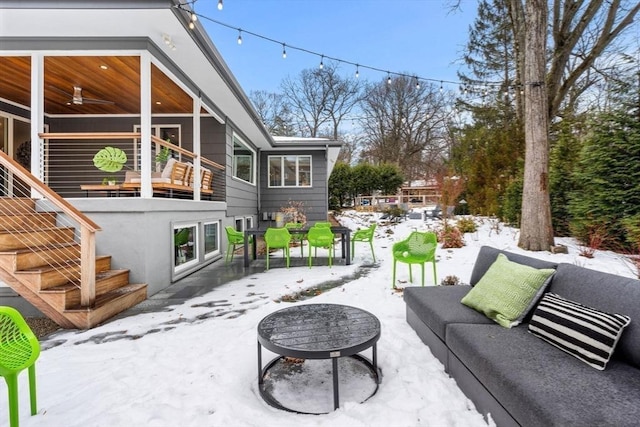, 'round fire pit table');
257,303,381,414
